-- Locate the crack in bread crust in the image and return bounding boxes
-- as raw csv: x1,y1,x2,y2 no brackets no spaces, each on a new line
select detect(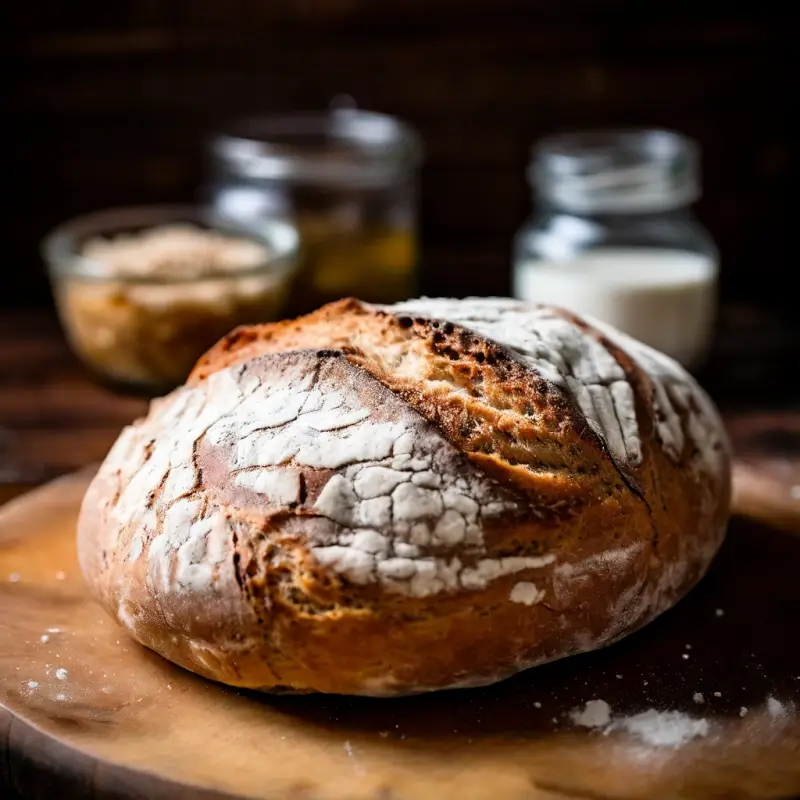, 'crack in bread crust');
78,297,731,696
